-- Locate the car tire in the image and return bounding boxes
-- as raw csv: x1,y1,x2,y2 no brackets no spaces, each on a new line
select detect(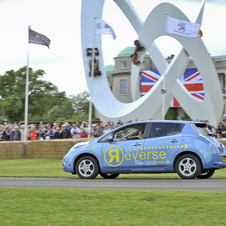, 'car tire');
175,154,201,179
100,173,120,179
197,170,215,179
76,156,99,179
